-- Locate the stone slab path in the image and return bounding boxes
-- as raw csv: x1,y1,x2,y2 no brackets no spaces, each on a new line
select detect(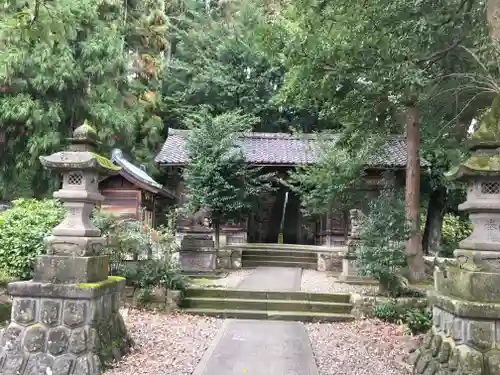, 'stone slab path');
236,266,302,291
192,267,319,375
